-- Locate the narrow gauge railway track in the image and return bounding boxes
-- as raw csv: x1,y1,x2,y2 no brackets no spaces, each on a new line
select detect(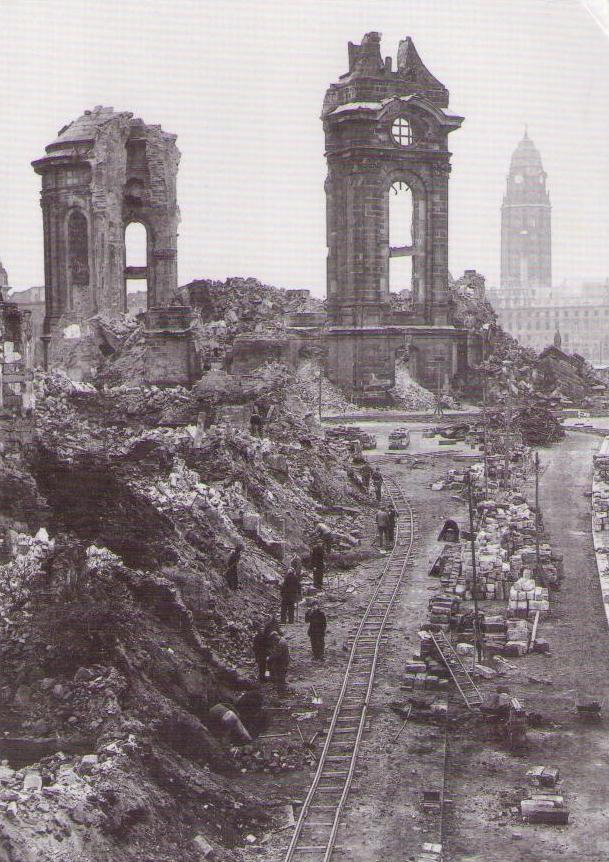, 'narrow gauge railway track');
283,476,416,862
